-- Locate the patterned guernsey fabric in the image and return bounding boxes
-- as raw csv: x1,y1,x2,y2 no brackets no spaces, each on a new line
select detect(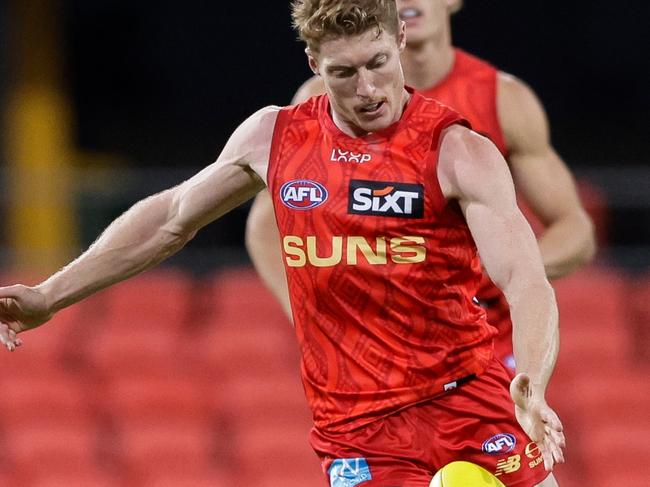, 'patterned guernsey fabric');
267,90,496,432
